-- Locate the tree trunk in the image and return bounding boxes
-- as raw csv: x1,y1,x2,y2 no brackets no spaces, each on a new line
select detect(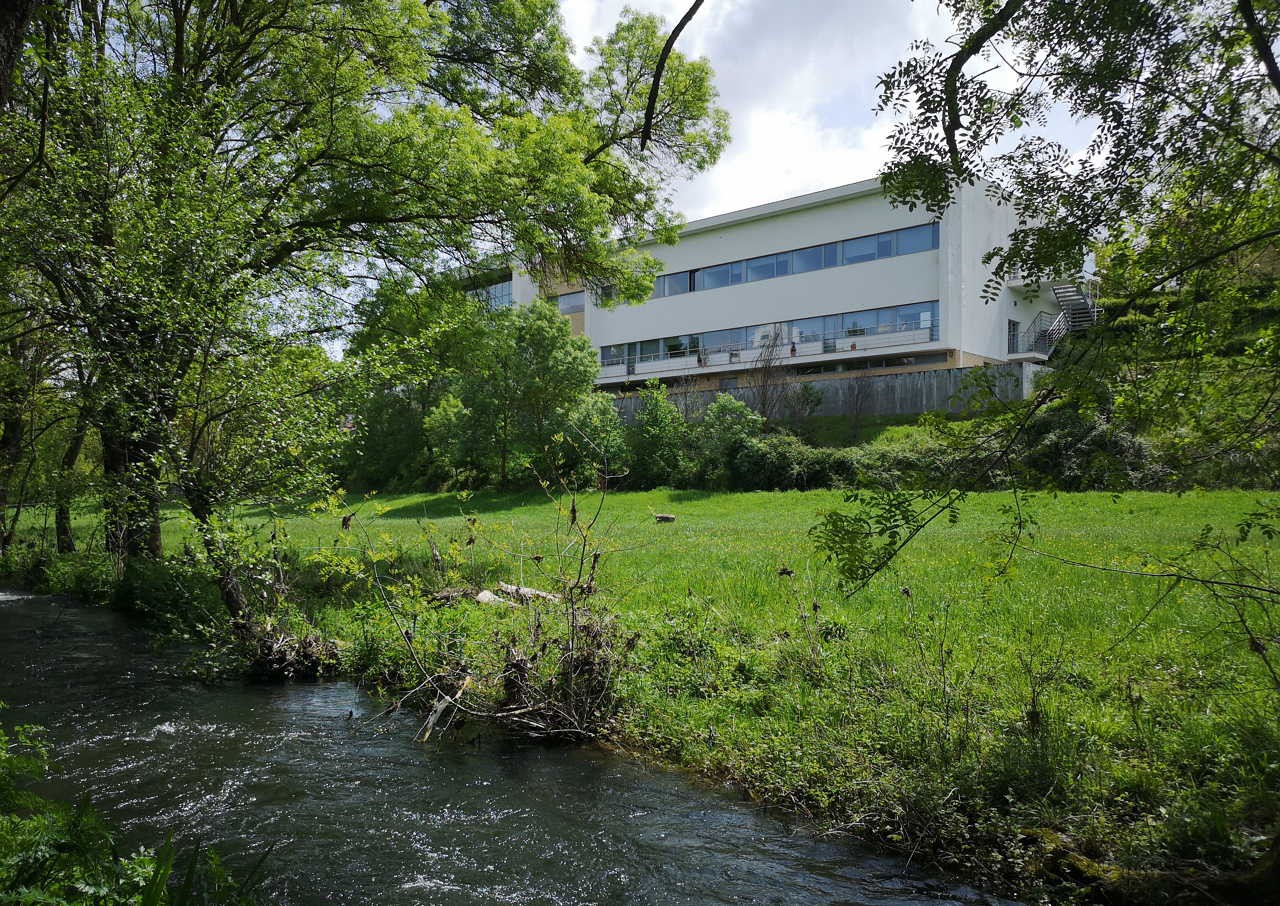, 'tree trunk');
0,411,26,554
54,420,86,553
186,491,249,621
0,0,38,109
100,421,164,559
